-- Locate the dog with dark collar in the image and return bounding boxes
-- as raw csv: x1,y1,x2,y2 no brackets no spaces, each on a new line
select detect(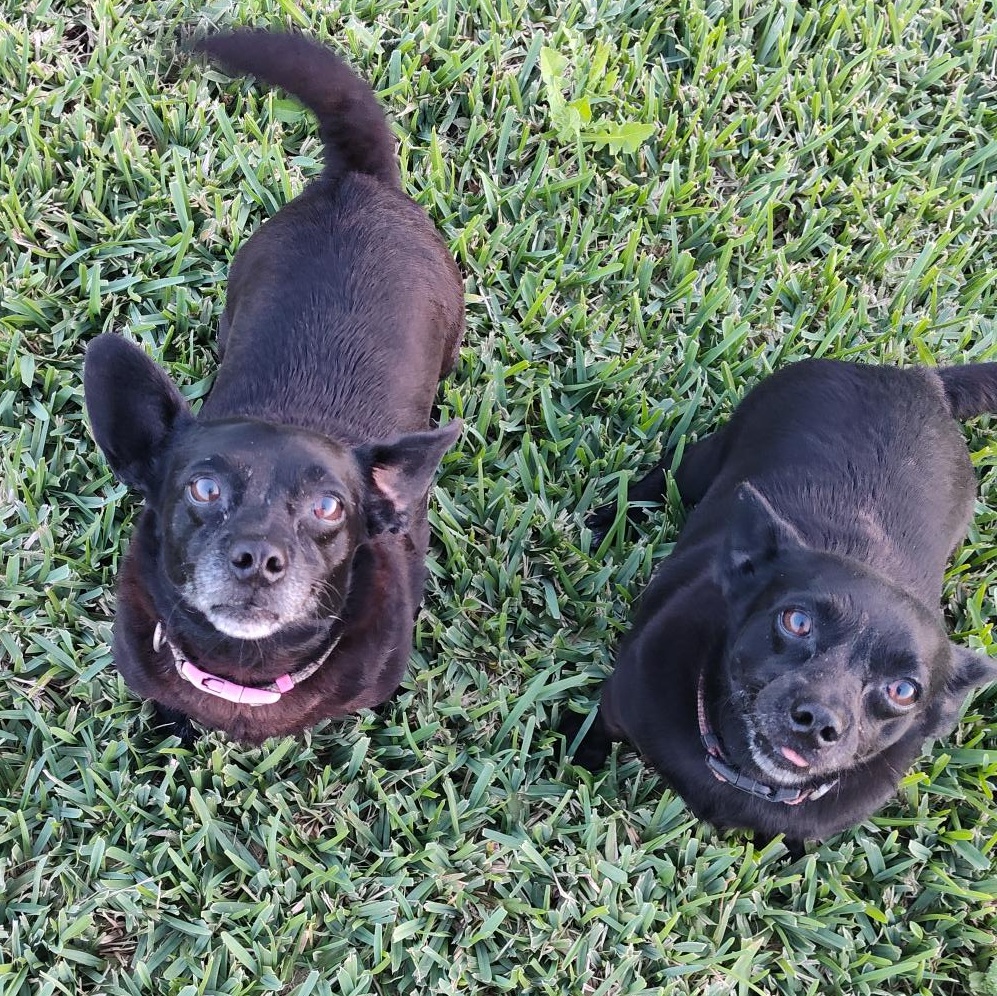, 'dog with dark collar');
84,30,463,744
567,359,997,850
